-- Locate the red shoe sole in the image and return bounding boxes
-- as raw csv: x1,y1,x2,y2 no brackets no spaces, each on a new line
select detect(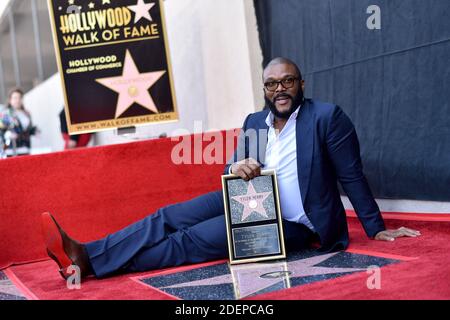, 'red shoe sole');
41,212,73,279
